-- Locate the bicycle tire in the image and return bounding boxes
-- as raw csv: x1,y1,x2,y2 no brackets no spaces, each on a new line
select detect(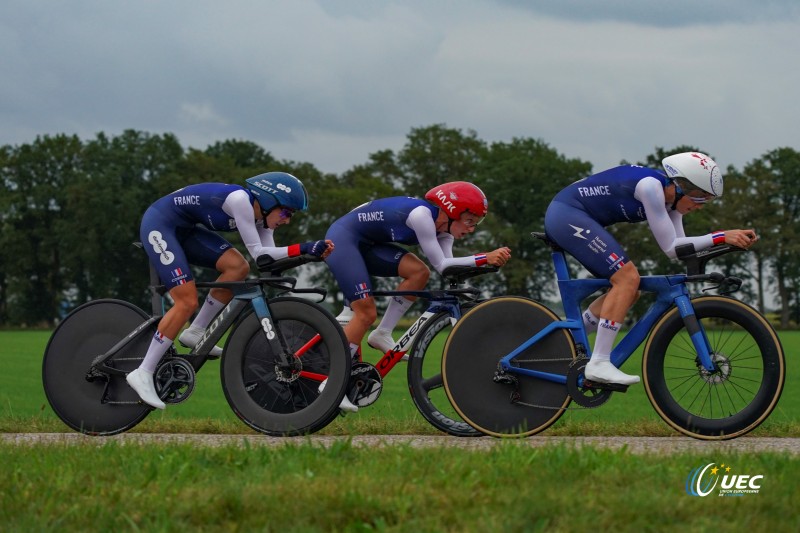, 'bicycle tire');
407,309,482,437
643,296,785,440
221,297,351,436
442,296,576,437
42,299,153,435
